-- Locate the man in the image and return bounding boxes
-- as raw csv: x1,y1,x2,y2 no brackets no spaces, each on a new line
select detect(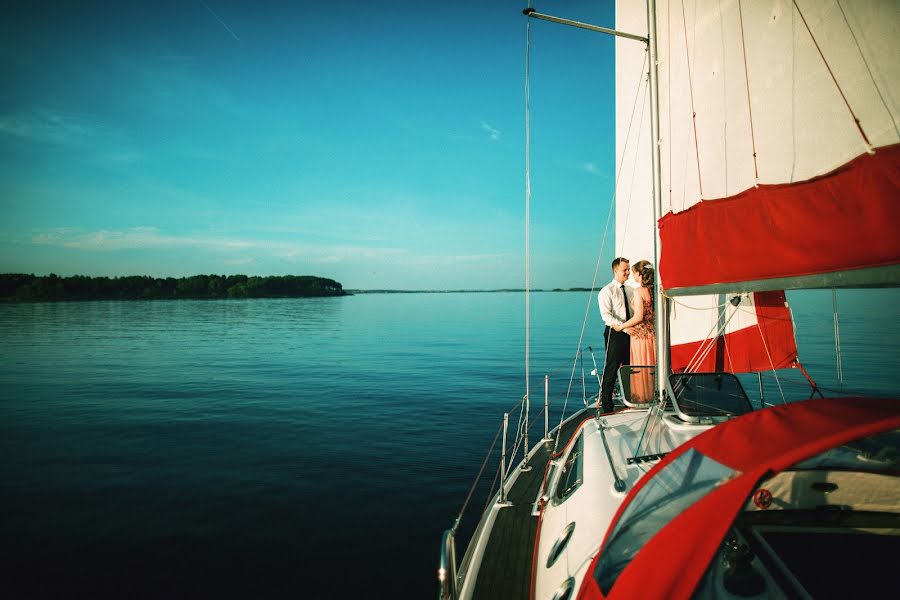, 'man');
598,257,634,413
